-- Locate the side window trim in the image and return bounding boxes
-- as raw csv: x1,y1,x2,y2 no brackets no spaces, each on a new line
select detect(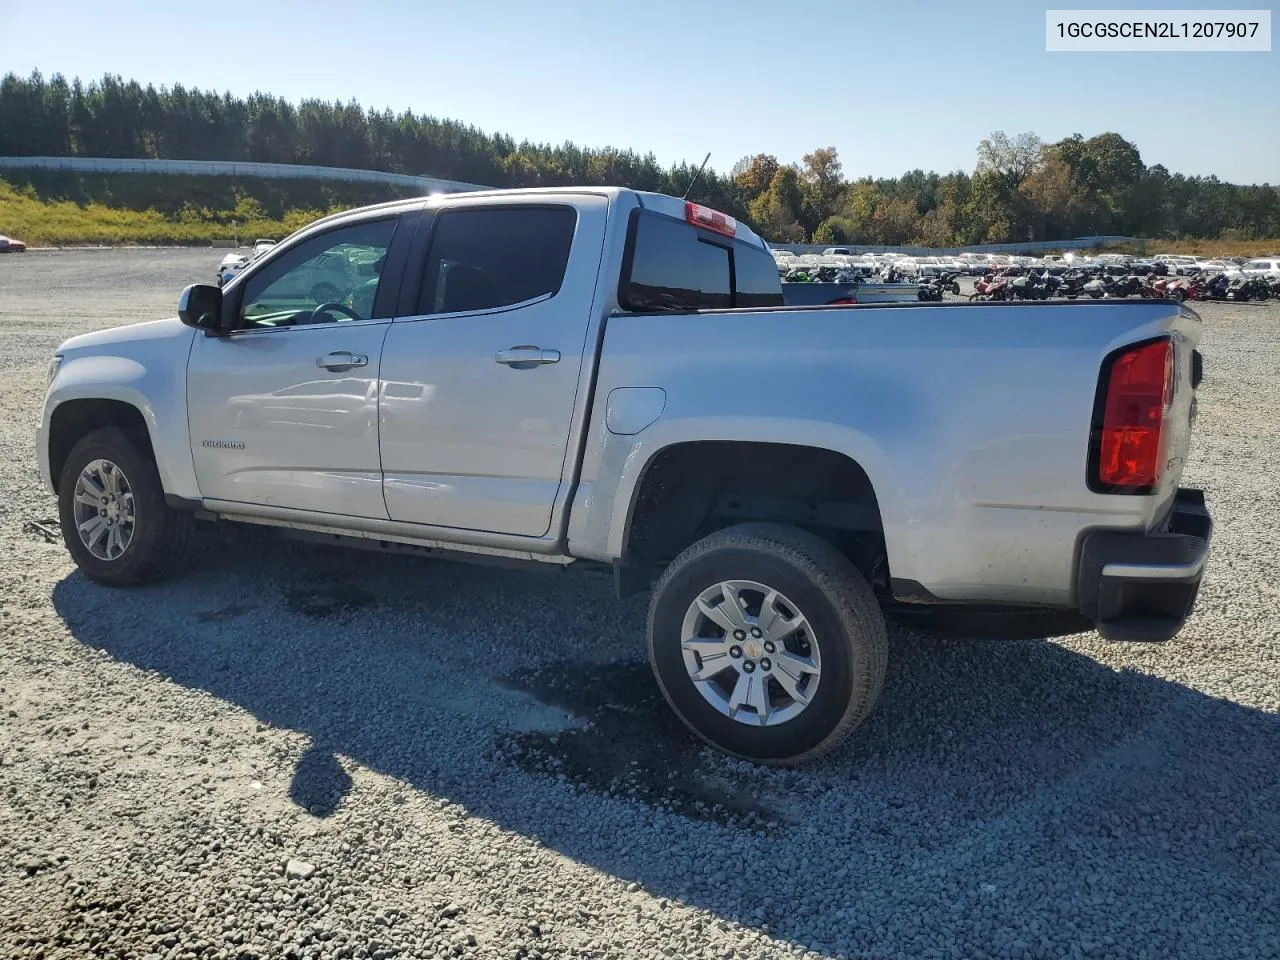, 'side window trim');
392,291,556,324
372,207,425,320
395,209,437,317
